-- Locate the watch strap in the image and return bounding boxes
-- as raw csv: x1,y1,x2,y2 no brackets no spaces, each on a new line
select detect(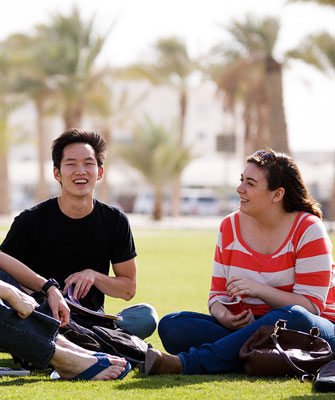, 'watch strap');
40,279,60,296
